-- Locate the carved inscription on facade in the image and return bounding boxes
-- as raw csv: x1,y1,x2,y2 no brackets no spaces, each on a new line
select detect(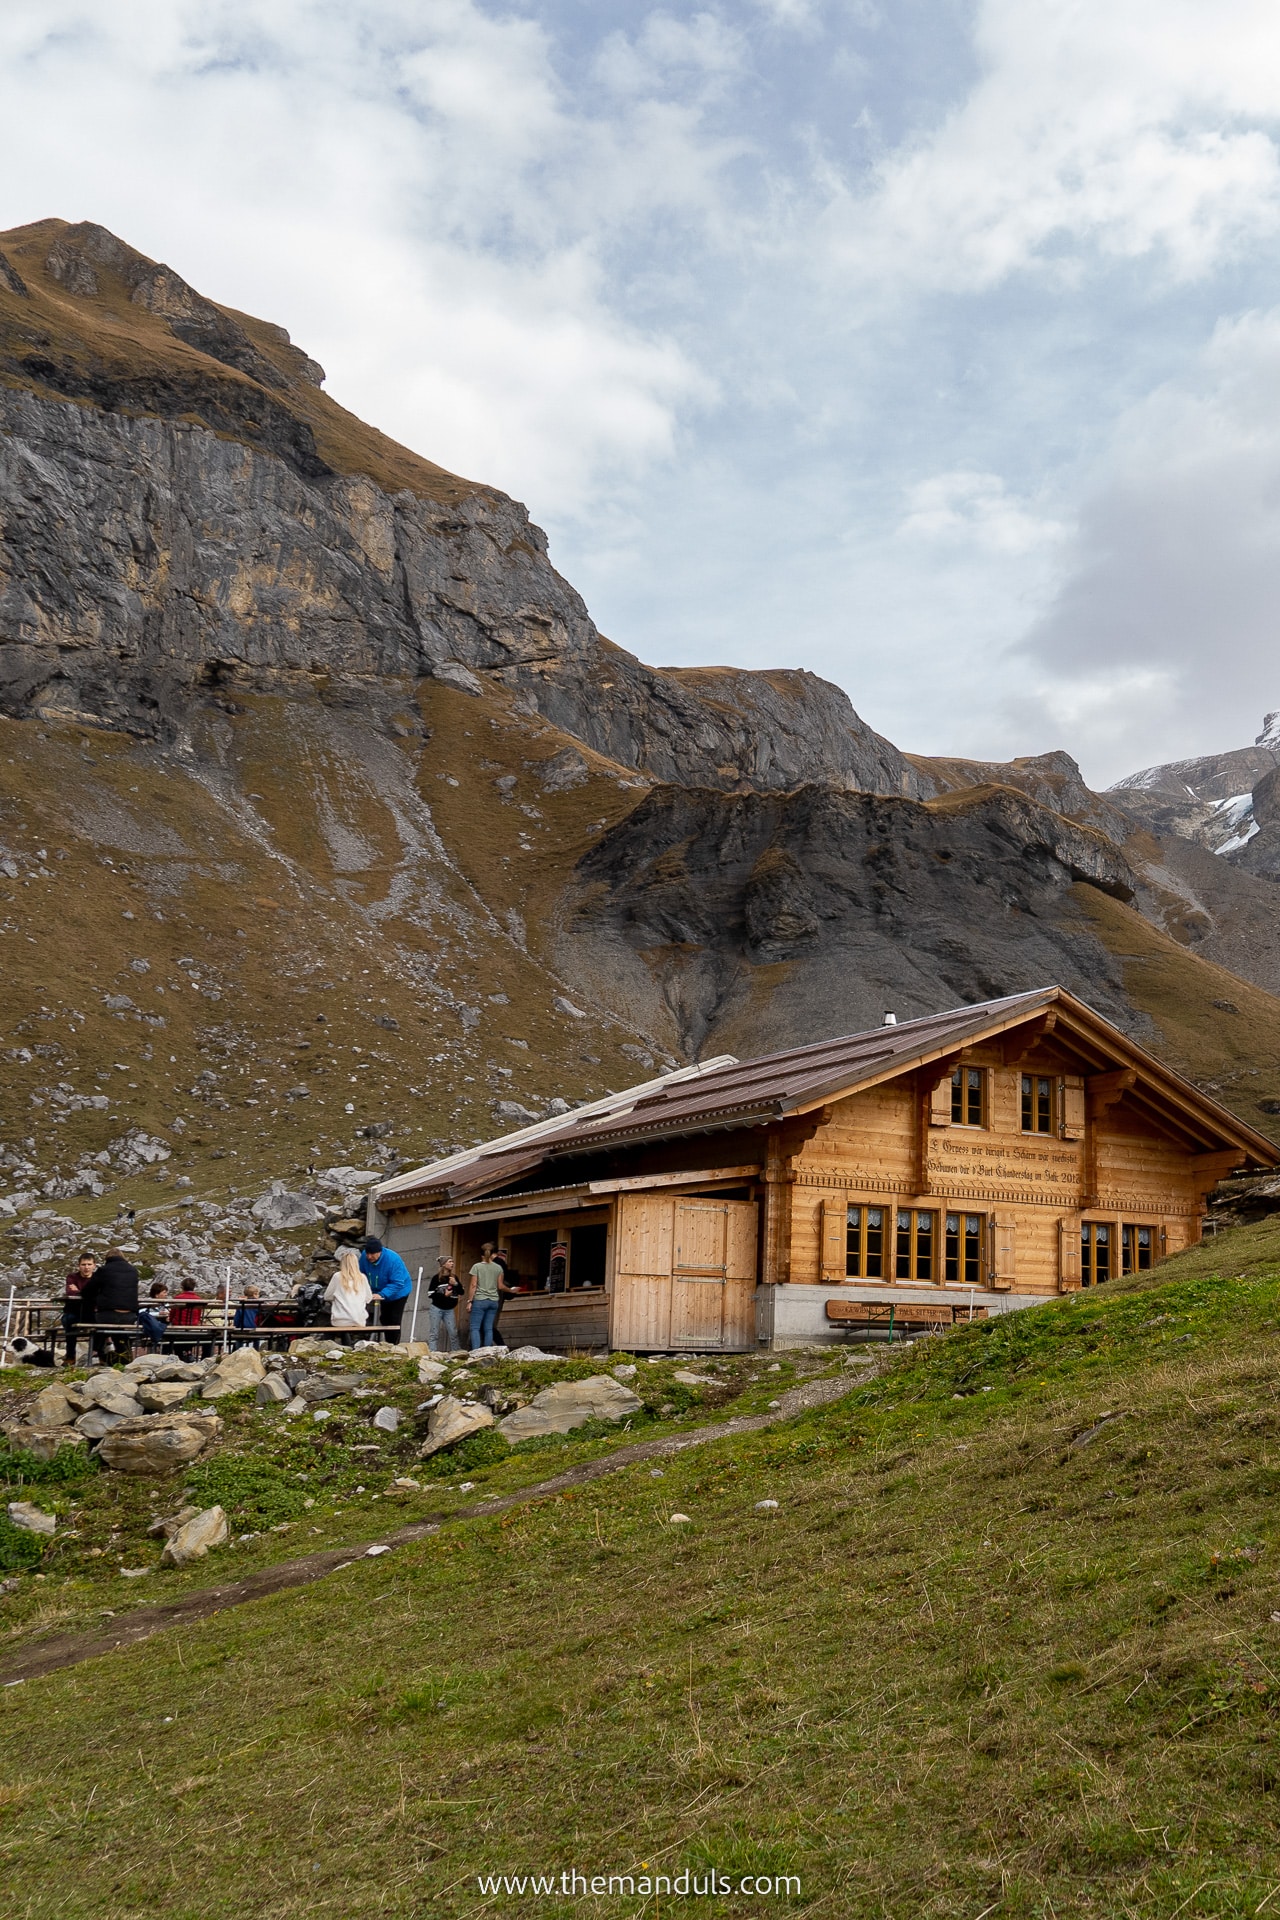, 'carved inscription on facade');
928,1136,1081,1200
